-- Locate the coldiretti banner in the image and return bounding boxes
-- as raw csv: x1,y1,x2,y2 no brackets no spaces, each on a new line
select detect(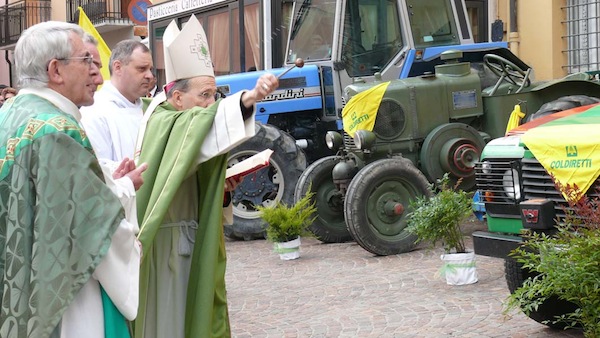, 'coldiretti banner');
521,104,600,201
342,81,390,137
